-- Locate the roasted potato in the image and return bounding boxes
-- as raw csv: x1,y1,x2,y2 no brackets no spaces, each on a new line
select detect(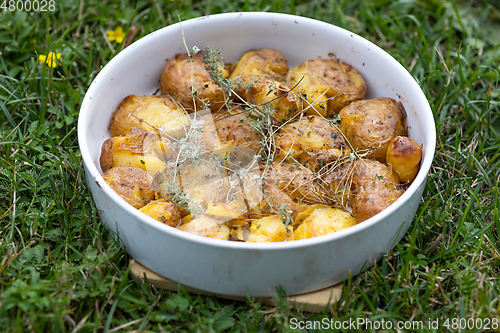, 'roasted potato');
275,115,350,170
265,163,326,205
160,52,230,112
100,127,174,175
139,199,181,227
229,49,301,122
205,200,247,221
321,162,355,208
178,160,242,209
351,159,404,222
243,79,301,123
214,224,231,240
386,136,422,183
214,107,261,152
339,97,407,162
286,58,367,117
247,215,288,242
230,48,289,82
188,110,224,152
294,205,356,240
252,162,332,219
109,94,191,139
256,181,297,219
178,215,230,240
294,203,325,226
101,165,155,209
